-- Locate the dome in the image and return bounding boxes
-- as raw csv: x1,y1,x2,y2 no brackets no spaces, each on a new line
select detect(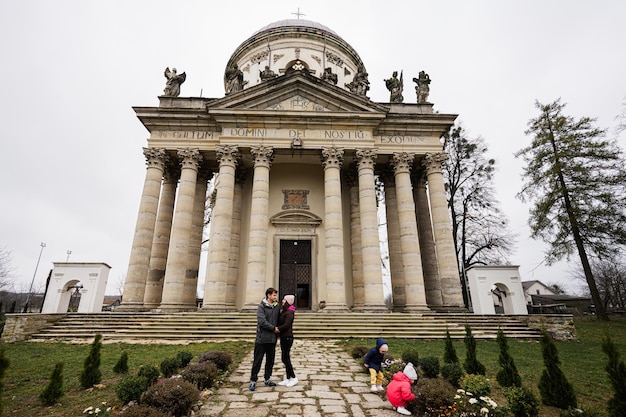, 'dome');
251,19,340,37
223,19,369,97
